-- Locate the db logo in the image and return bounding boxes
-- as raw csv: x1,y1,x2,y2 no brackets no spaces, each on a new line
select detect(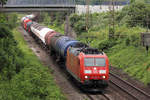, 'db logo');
93,70,98,73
